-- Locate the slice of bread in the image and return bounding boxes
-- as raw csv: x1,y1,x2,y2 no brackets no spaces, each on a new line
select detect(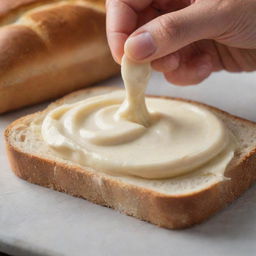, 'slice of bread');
5,87,256,229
